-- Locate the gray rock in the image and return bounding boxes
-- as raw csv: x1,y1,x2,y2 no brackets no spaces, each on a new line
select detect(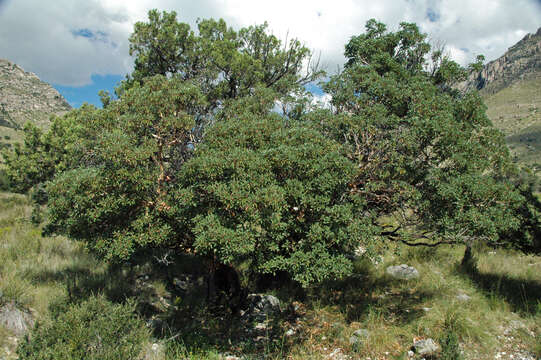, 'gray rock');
141,342,164,360
456,293,471,302
172,275,195,292
243,294,280,321
386,264,419,280
413,338,439,356
328,348,349,360
349,328,369,346
0,302,34,336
